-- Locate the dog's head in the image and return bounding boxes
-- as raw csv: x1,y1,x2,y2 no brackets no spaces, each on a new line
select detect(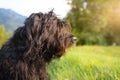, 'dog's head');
14,11,76,62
